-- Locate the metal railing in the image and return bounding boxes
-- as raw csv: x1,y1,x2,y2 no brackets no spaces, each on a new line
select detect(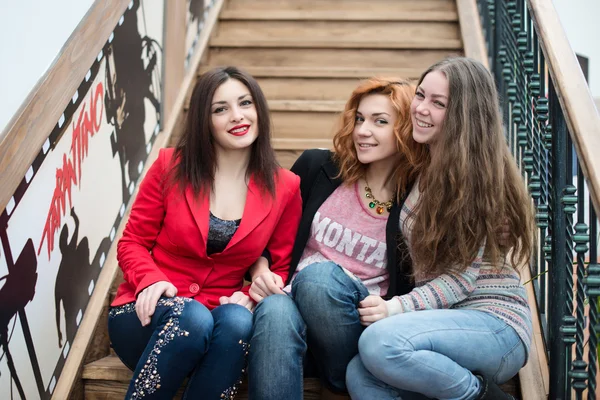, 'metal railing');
477,0,600,398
